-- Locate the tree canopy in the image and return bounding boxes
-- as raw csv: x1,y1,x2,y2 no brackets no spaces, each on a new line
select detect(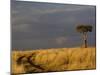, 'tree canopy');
76,25,93,33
